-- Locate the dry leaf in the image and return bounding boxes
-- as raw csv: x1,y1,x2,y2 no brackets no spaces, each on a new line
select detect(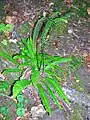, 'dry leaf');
5,16,17,24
